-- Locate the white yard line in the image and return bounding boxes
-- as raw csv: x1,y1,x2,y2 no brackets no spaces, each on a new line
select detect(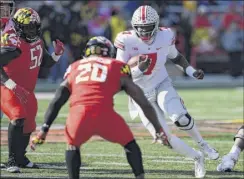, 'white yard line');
93,162,129,166
1,151,243,162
